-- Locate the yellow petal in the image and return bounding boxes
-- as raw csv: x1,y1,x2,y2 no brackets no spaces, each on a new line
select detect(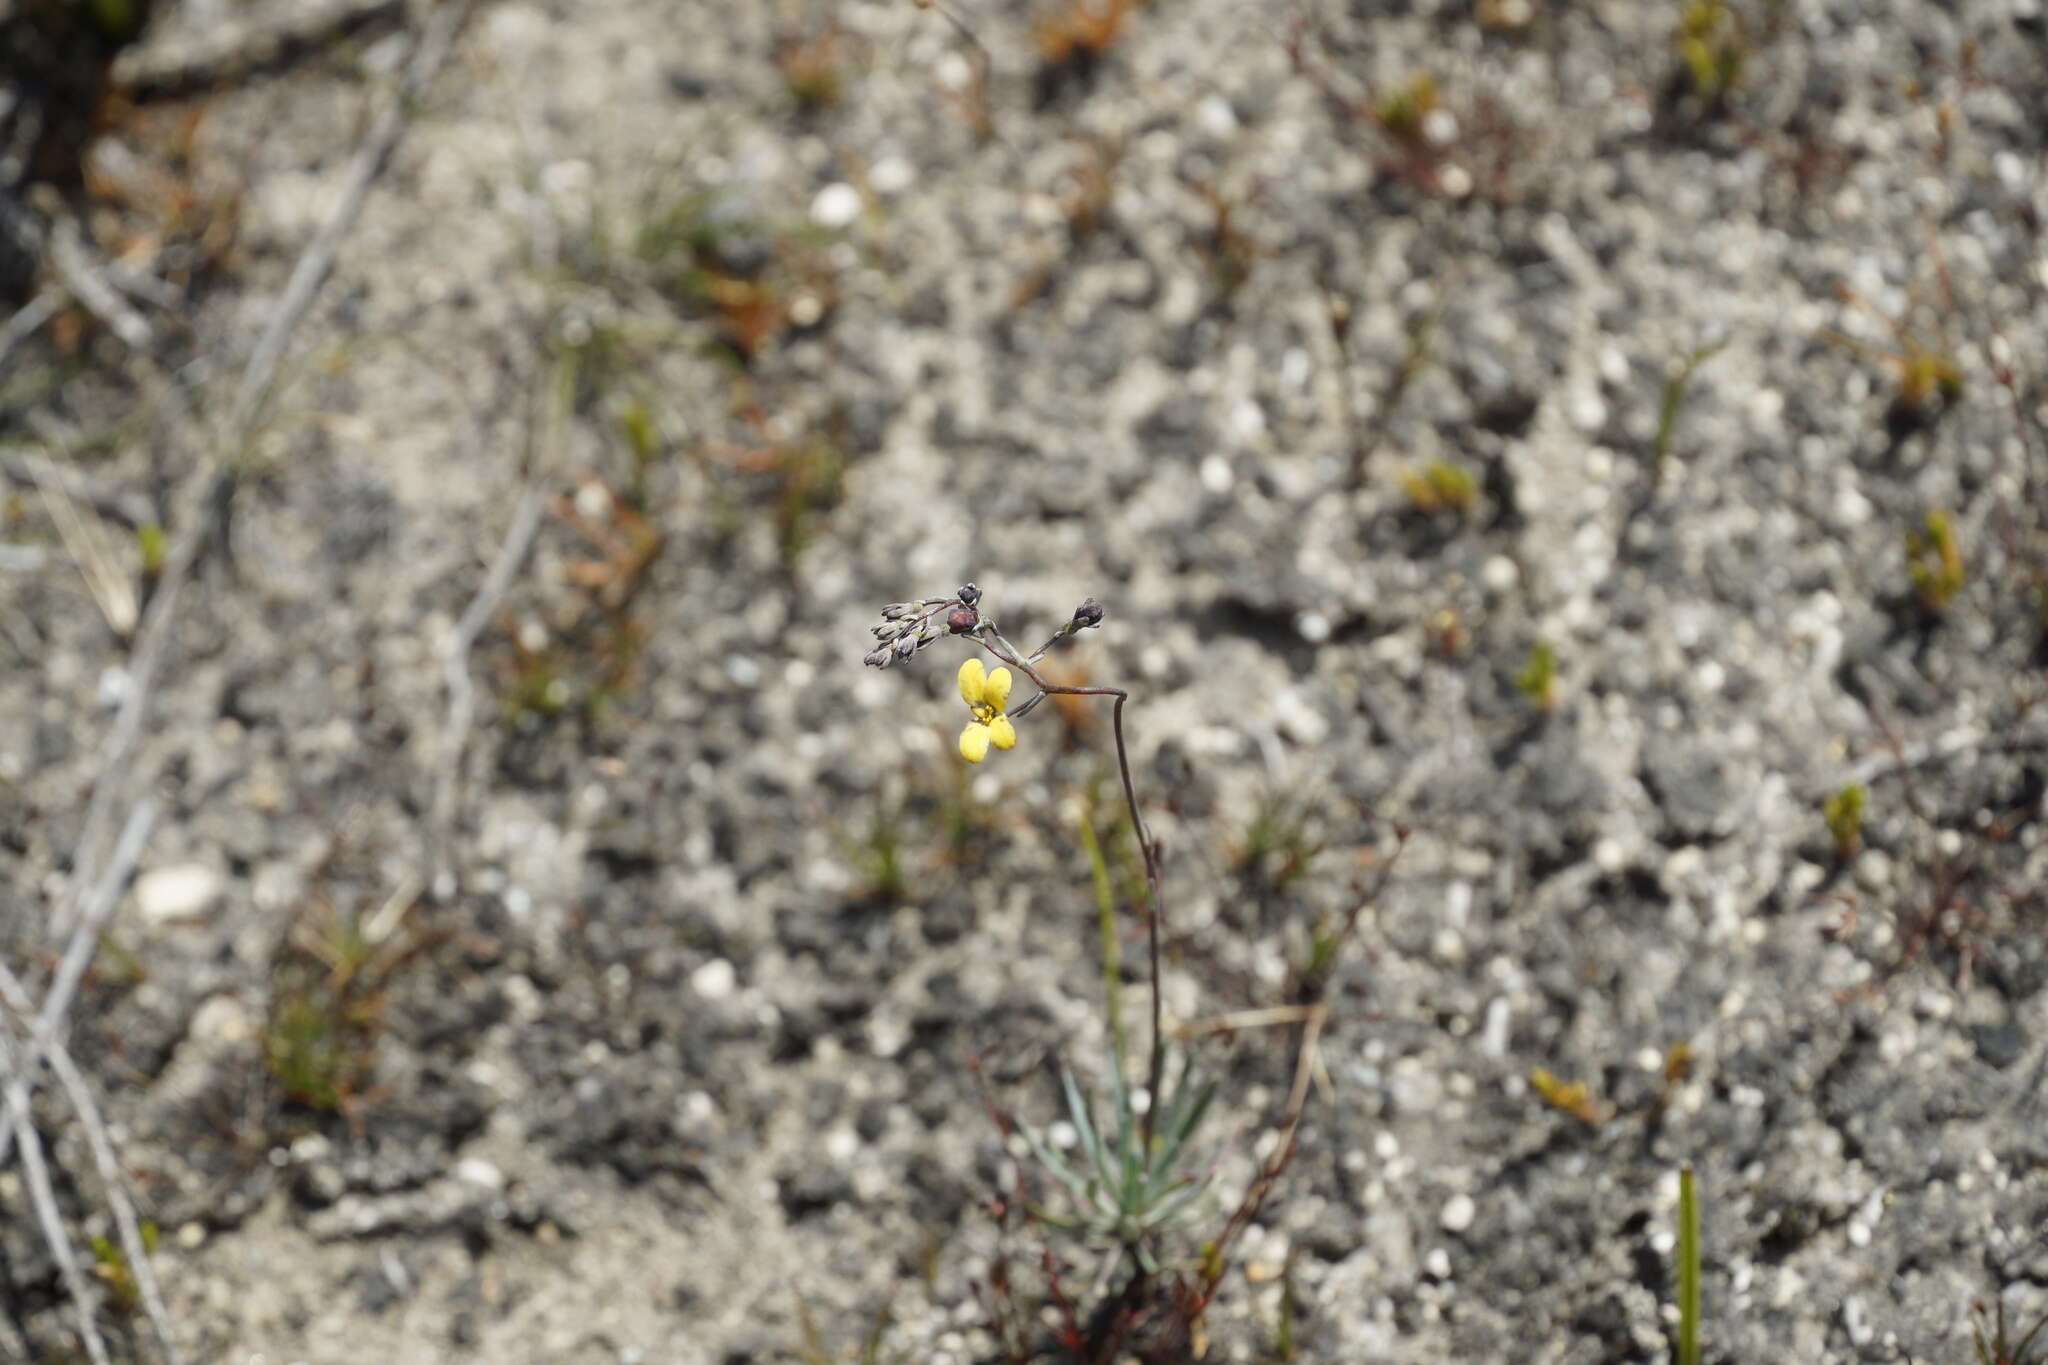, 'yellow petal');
958,721,991,763
957,657,987,706
987,714,1016,750
983,666,1013,712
